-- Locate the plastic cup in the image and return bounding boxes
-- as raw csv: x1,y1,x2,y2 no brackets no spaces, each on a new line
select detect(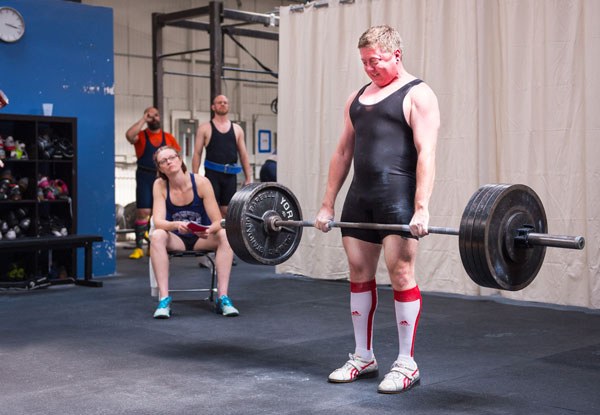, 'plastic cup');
42,103,53,116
